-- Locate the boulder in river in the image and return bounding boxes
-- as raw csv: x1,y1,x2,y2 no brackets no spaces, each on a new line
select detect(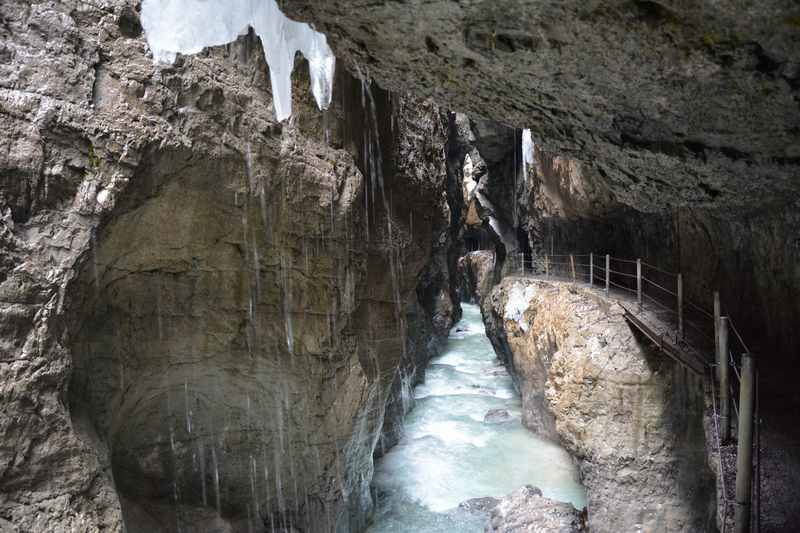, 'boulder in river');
458,496,501,513
487,485,584,532
483,409,512,424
